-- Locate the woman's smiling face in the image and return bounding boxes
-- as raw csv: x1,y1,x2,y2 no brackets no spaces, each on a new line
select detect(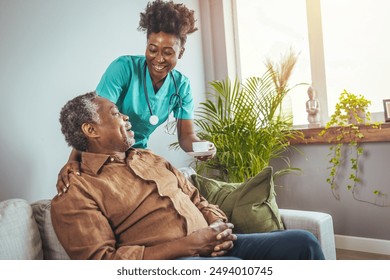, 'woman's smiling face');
145,31,183,87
